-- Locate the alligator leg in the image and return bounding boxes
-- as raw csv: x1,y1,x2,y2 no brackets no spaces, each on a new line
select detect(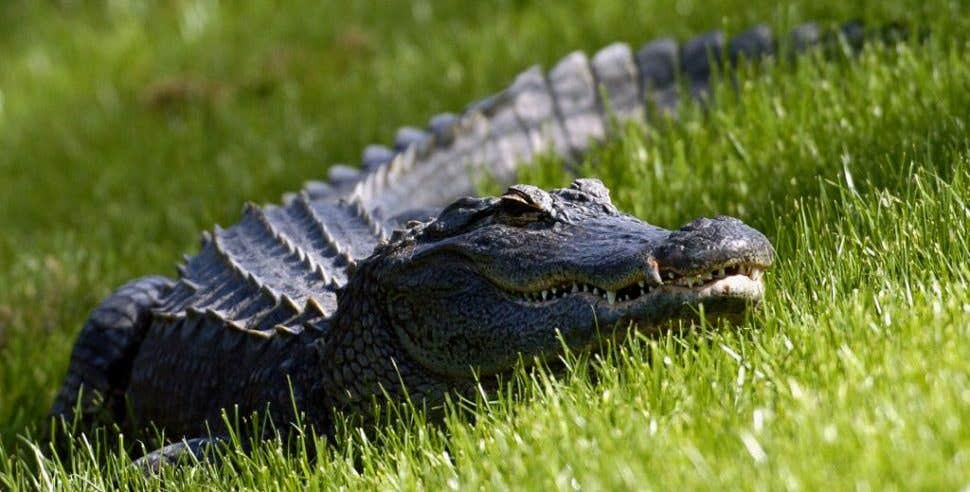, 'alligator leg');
133,436,226,473
48,276,174,434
